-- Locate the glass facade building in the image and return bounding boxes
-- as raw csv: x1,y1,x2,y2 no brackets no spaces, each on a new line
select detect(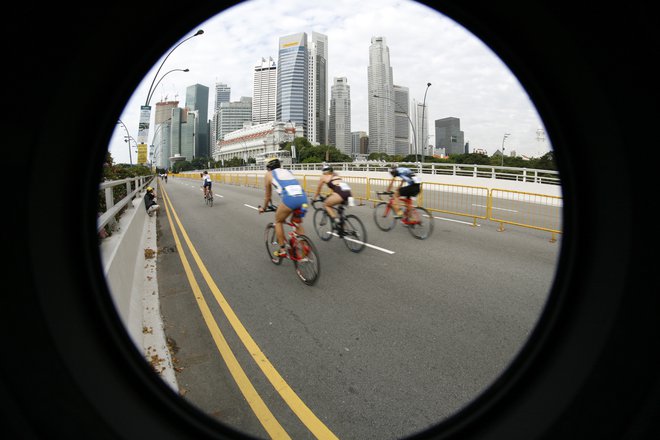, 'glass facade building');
277,33,308,138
